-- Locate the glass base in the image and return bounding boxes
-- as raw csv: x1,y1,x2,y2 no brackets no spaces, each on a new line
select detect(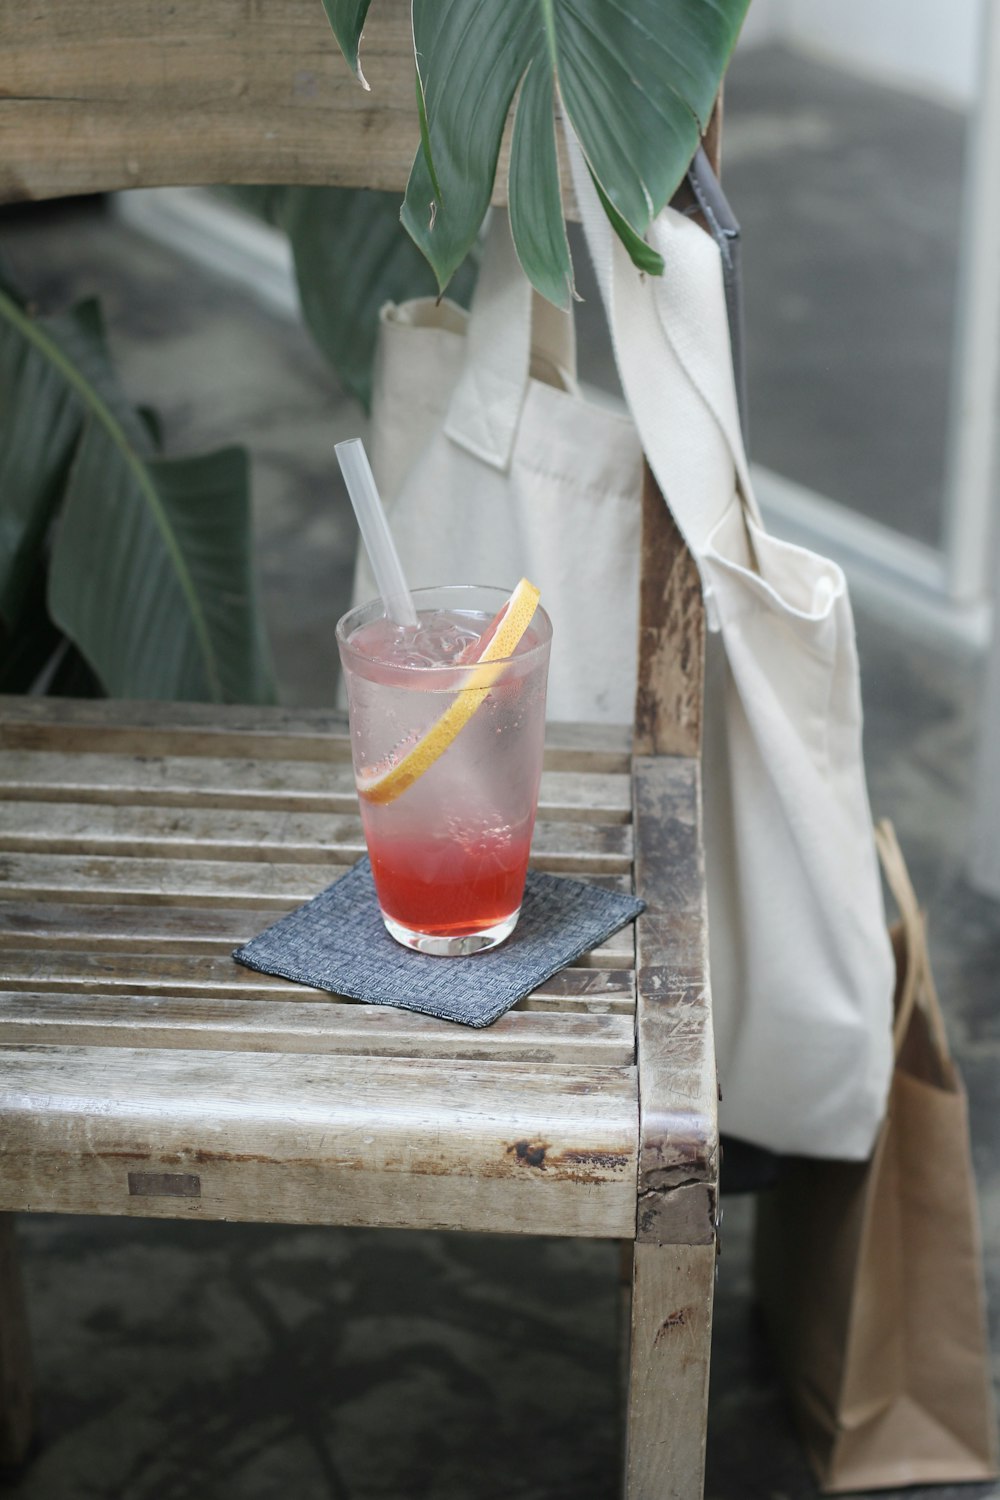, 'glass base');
381,908,520,956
